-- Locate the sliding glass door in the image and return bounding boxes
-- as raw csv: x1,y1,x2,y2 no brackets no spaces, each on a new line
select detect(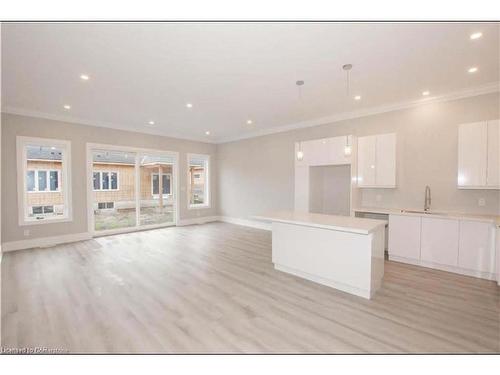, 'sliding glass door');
139,154,175,226
90,146,177,234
